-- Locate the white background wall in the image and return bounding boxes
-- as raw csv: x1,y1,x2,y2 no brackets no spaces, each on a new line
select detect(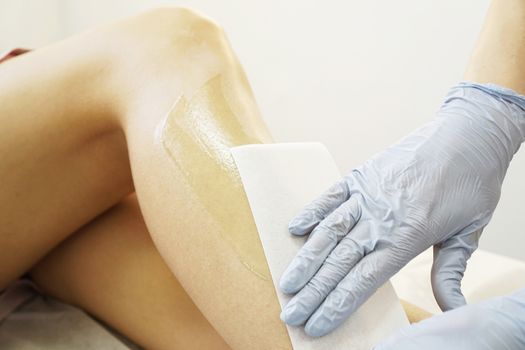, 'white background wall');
2,0,523,262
